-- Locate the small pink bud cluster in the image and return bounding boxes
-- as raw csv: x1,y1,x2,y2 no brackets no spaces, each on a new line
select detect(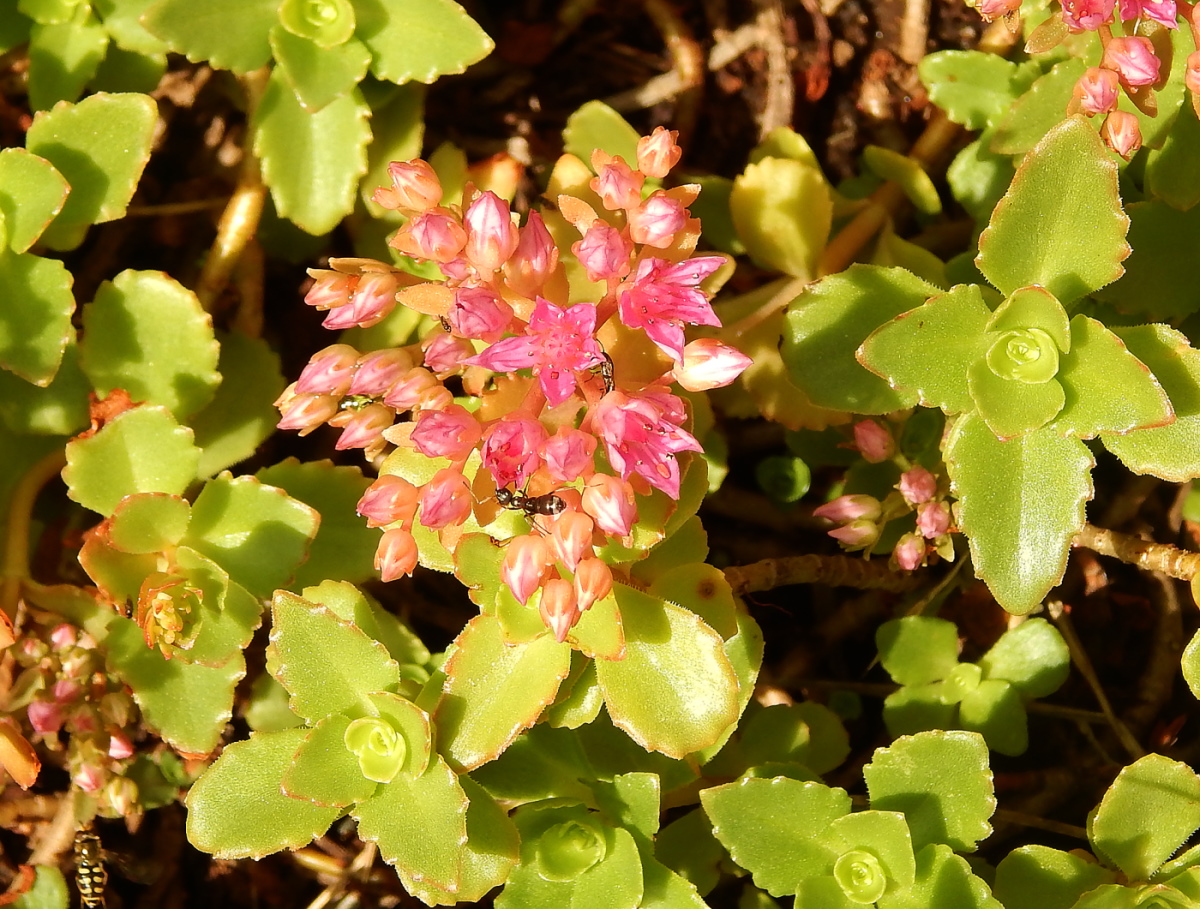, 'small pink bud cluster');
283,129,751,642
